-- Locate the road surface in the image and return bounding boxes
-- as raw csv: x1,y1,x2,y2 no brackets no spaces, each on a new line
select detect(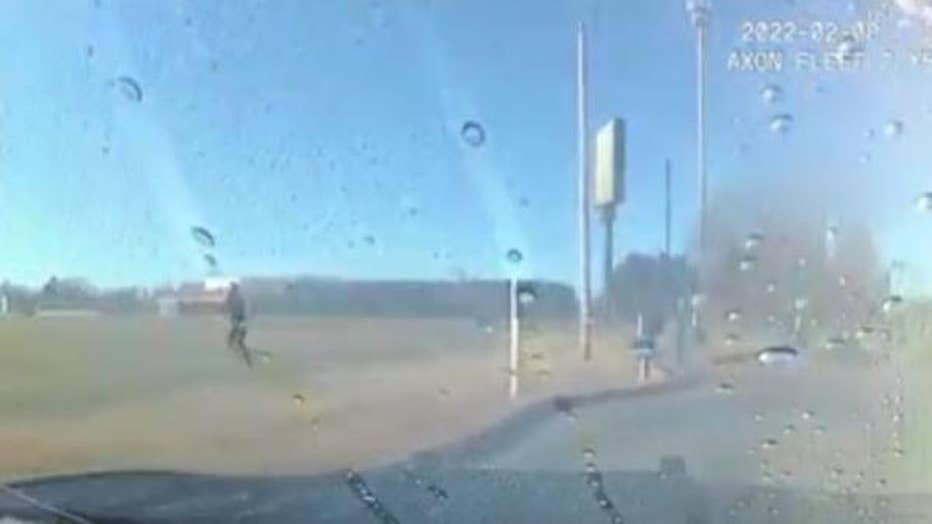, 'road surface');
1,353,924,523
